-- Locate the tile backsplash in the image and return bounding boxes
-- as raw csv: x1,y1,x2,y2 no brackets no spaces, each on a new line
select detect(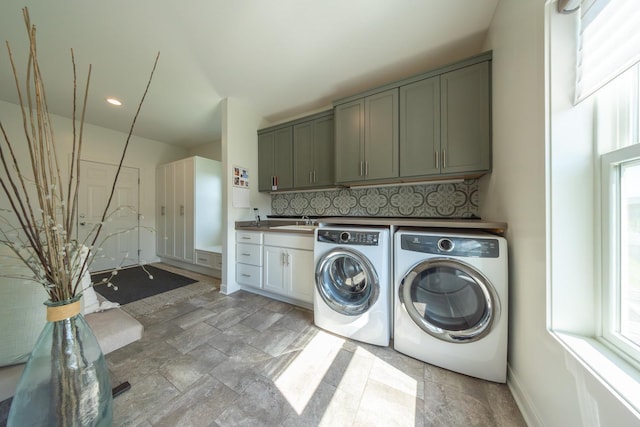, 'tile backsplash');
271,180,479,218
